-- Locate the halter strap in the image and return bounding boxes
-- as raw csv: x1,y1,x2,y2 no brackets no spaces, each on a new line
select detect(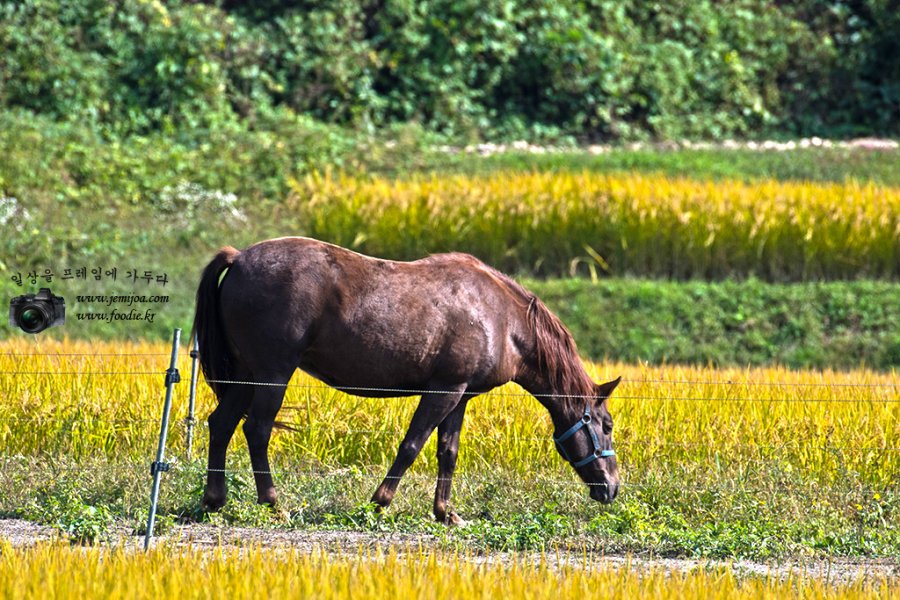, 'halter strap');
553,404,615,468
